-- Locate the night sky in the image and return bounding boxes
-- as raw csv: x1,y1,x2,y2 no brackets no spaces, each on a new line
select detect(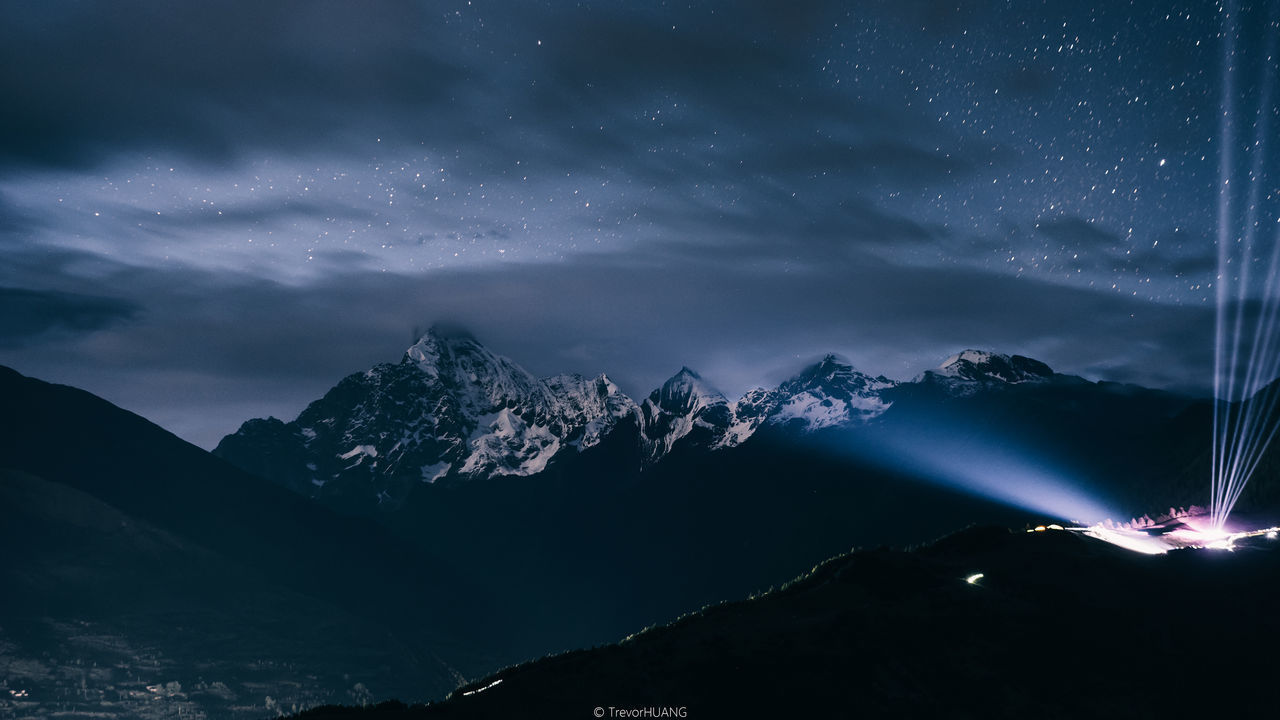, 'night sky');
1,0,1276,449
